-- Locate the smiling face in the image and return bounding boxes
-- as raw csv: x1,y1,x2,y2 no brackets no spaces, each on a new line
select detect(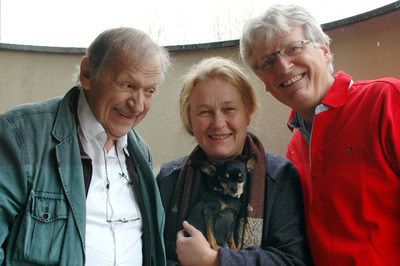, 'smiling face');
189,77,250,163
80,52,161,148
252,26,334,121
